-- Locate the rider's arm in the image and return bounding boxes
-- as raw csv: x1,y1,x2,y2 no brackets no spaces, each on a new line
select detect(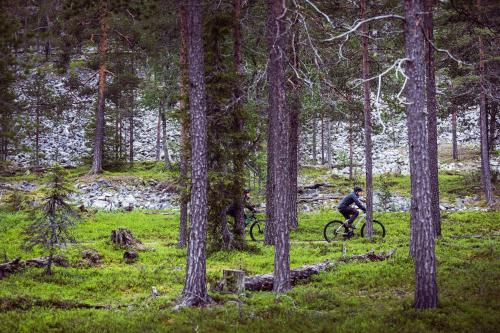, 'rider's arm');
353,194,366,211
245,202,256,212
